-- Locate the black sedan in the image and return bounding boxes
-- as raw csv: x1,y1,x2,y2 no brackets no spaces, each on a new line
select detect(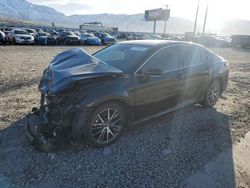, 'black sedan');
25,40,229,152
62,31,80,45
